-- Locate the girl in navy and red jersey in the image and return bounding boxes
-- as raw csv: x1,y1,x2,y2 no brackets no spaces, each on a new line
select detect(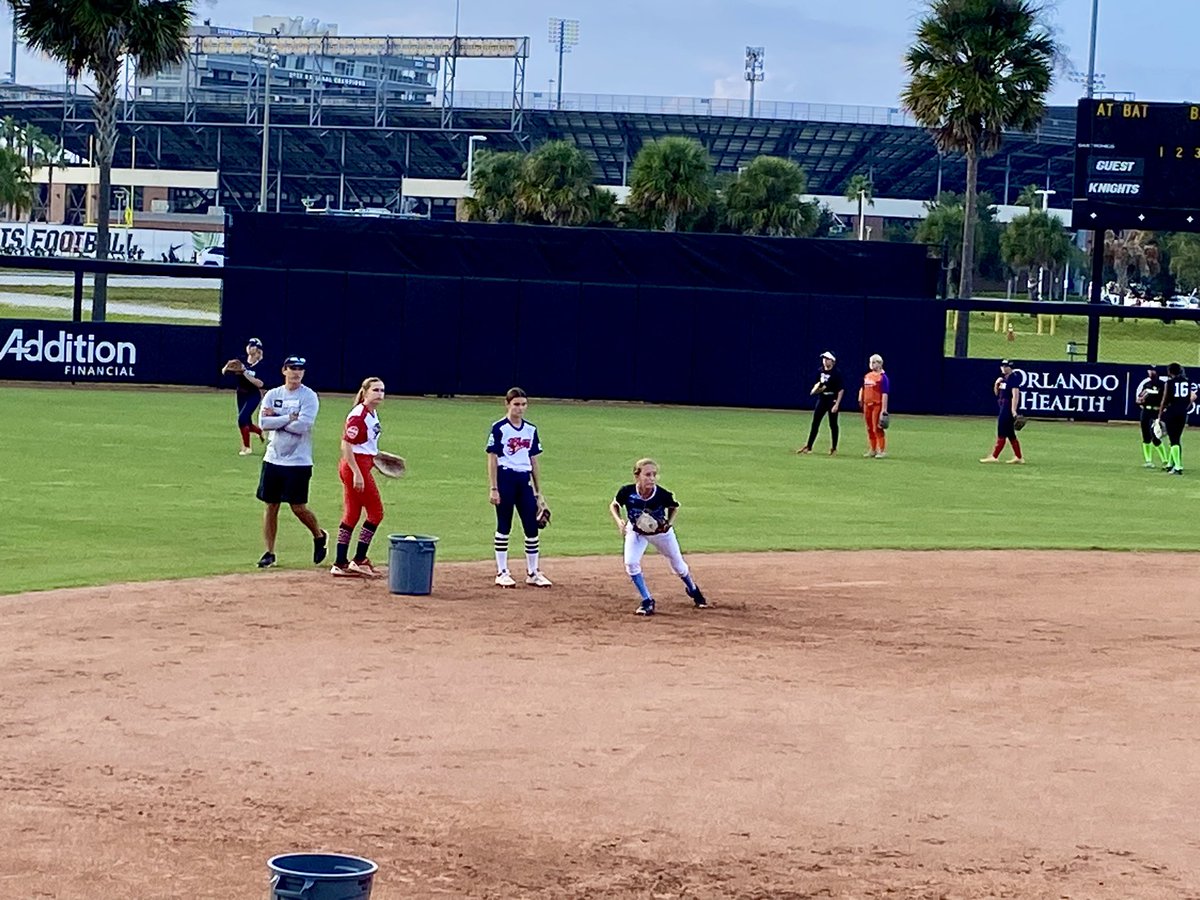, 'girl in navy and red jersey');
221,337,265,456
486,387,552,588
331,377,386,577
